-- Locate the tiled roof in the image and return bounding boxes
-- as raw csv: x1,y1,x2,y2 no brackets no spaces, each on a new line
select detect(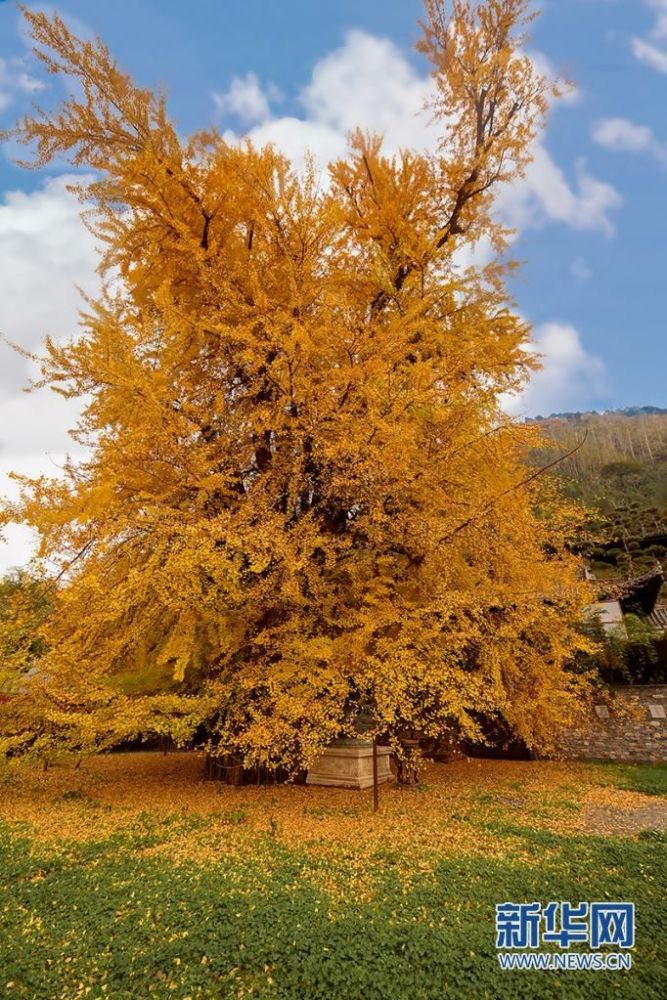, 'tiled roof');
649,607,667,631
595,566,664,617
